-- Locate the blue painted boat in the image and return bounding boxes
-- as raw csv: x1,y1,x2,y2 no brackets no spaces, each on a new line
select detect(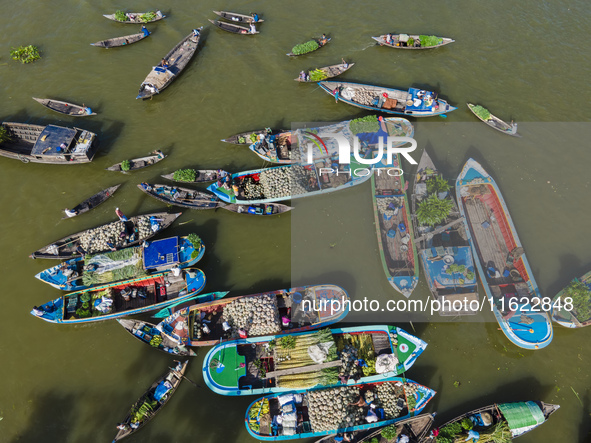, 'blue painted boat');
245,378,436,440
411,150,479,314
35,235,205,291
551,270,591,328
318,81,456,117
202,325,427,396
31,268,207,324
456,159,553,349
118,284,350,350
